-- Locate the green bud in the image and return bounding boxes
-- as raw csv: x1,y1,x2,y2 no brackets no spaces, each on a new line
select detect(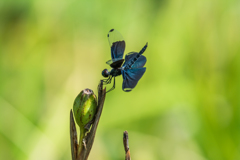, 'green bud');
73,89,97,130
